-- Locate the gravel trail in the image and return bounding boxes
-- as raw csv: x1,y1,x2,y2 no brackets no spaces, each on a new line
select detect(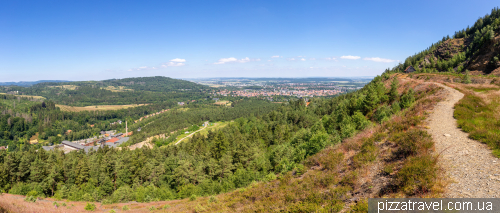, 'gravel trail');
427,83,500,198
